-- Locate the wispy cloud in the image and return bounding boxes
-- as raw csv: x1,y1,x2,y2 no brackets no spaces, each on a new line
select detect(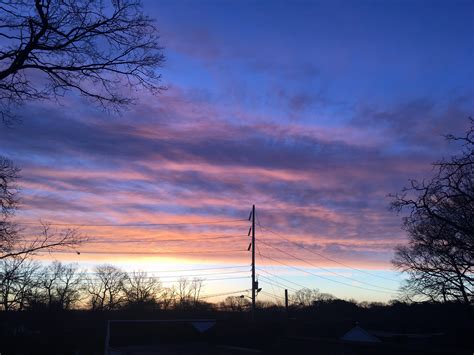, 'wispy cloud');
2,0,473,302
